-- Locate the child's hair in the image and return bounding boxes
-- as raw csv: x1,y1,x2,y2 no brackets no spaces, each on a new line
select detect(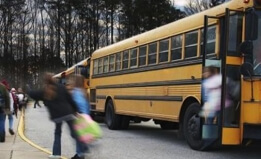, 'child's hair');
43,72,56,85
43,72,57,100
74,75,85,88
205,66,219,74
